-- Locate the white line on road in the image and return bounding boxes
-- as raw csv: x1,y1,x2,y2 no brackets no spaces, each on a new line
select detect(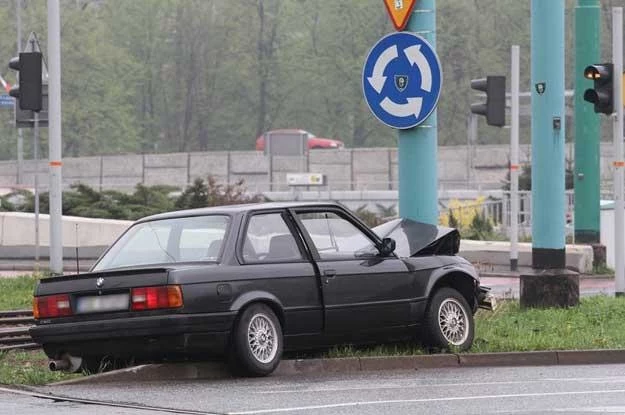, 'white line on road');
255,377,625,394
229,389,625,415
